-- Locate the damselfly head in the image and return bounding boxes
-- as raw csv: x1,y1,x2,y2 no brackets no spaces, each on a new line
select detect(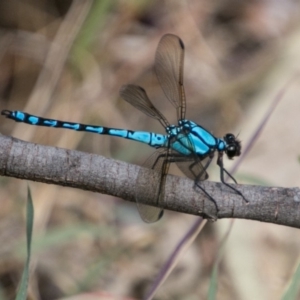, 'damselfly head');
224,133,241,159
